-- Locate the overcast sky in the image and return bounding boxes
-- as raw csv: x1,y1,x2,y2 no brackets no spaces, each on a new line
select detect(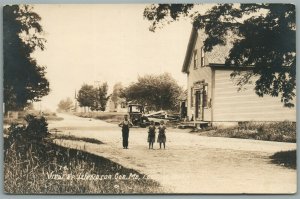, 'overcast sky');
32,4,196,111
